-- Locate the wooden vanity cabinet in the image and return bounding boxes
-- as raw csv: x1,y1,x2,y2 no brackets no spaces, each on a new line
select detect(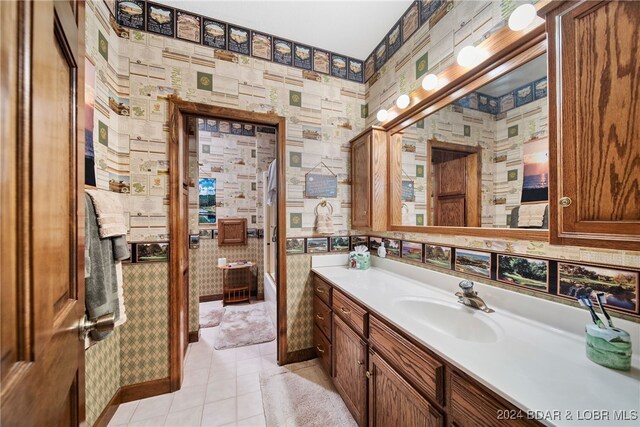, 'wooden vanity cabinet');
350,127,388,231
547,0,640,250
369,351,443,427
333,315,368,426
313,276,333,376
314,273,543,427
